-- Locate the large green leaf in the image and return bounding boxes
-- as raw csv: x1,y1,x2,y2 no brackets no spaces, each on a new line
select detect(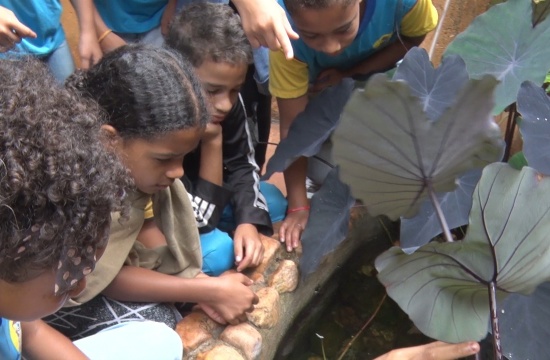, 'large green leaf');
332,73,503,220
445,0,550,114
376,163,550,342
